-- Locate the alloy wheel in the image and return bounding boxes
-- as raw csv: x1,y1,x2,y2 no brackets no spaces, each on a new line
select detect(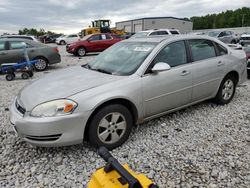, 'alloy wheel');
97,112,127,144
